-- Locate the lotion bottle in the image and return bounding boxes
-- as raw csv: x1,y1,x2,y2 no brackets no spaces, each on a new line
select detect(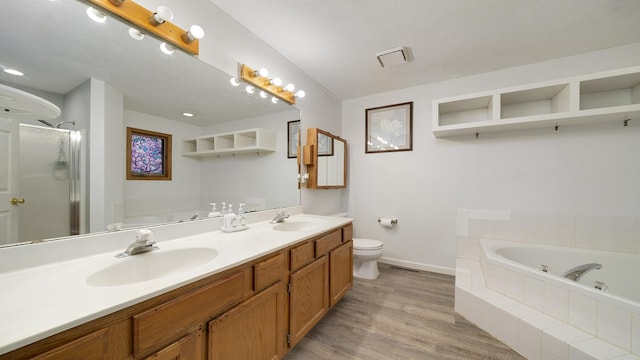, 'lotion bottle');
238,203,247,226
208,203,221,218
